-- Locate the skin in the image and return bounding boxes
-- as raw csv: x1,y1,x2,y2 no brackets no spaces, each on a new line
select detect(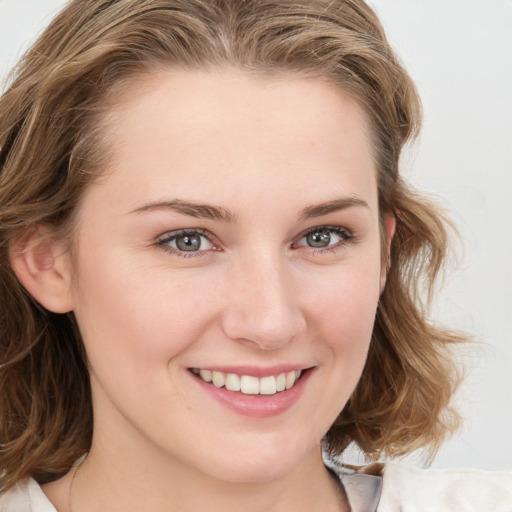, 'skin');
28,69,393,512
